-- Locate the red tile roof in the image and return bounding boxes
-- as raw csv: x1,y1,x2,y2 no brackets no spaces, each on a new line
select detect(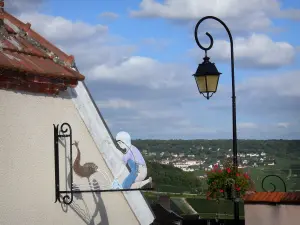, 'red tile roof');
281,192,300,203
244,192,300,204
0,1,85,95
